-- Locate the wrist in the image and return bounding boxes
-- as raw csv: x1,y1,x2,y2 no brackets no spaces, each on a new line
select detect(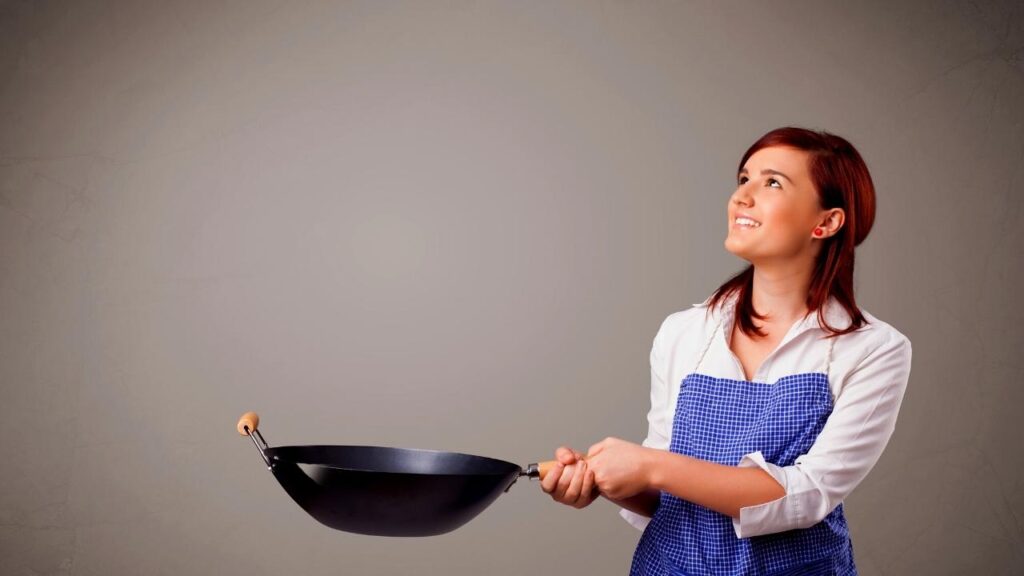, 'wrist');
643,448,664,491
